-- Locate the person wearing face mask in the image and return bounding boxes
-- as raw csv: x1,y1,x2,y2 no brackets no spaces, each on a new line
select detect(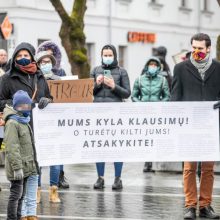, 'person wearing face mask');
35,51,60,80
0,42,53,113
37,41,66,77
3,90,39,220
90,44,131,190
0,43,52,219
34,51,63,204
36,44,70,190
171,33,220,219
131,57,170,173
